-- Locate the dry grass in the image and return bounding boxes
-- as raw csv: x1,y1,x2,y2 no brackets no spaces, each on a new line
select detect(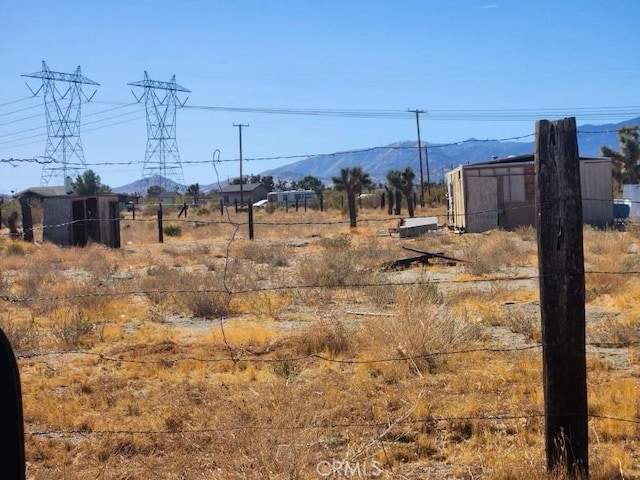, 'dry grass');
1,207,638,479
